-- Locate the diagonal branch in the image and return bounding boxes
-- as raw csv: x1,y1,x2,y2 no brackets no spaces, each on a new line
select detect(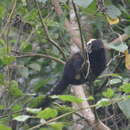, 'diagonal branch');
34,0,66,60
